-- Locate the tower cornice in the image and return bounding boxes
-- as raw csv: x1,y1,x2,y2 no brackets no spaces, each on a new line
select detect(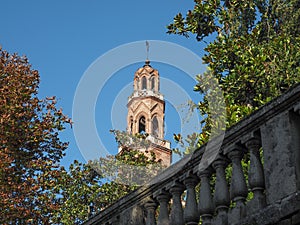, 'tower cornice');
128,89,163,103
127,94,165,108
